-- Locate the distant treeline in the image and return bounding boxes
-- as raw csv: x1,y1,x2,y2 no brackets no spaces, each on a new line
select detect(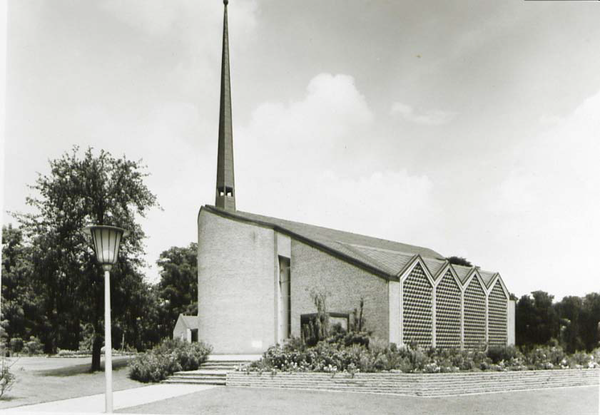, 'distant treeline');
515,291,600,352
